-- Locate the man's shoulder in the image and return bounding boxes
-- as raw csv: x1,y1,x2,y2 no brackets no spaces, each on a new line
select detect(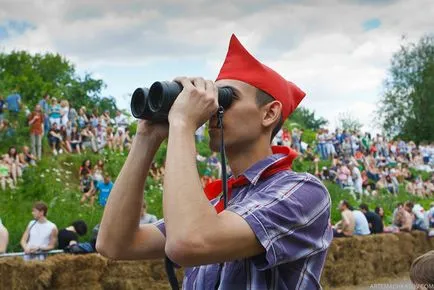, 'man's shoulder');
275,170,329,192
